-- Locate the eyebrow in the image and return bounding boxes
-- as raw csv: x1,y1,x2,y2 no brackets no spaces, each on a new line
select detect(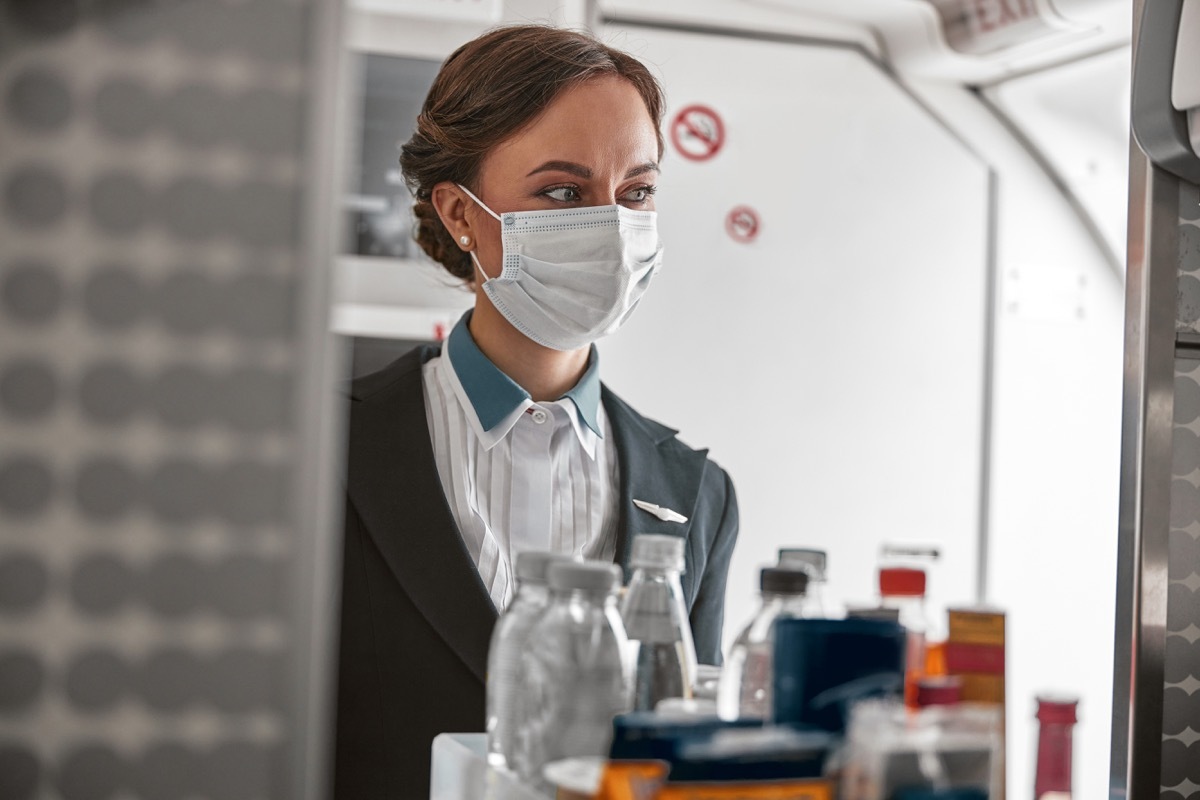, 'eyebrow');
526,160,660,180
